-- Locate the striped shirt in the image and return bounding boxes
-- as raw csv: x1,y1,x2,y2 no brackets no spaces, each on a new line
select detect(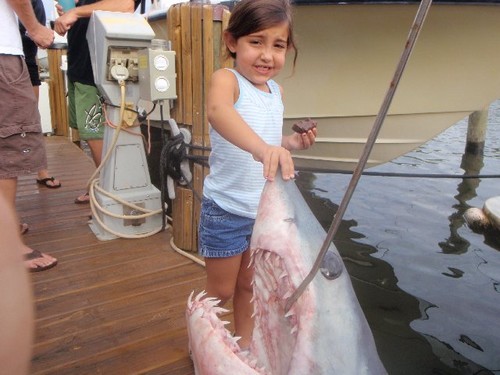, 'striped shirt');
203,69,284,219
